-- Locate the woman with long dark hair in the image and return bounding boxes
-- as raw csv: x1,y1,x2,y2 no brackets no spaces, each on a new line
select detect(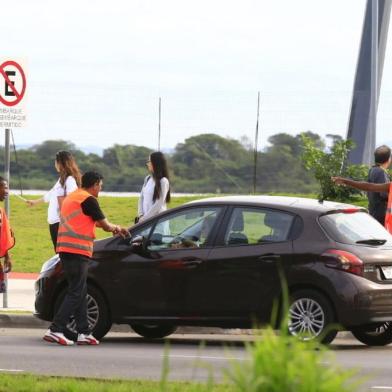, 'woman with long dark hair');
137,151,171,222
26,151,82,249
